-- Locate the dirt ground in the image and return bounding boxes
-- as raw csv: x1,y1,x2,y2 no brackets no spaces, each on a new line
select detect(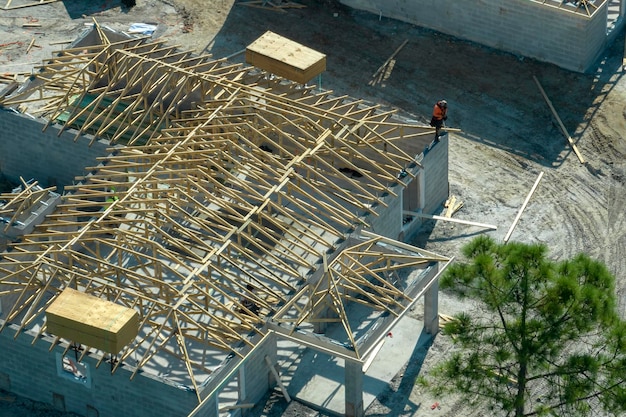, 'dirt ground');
0,0,625,416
